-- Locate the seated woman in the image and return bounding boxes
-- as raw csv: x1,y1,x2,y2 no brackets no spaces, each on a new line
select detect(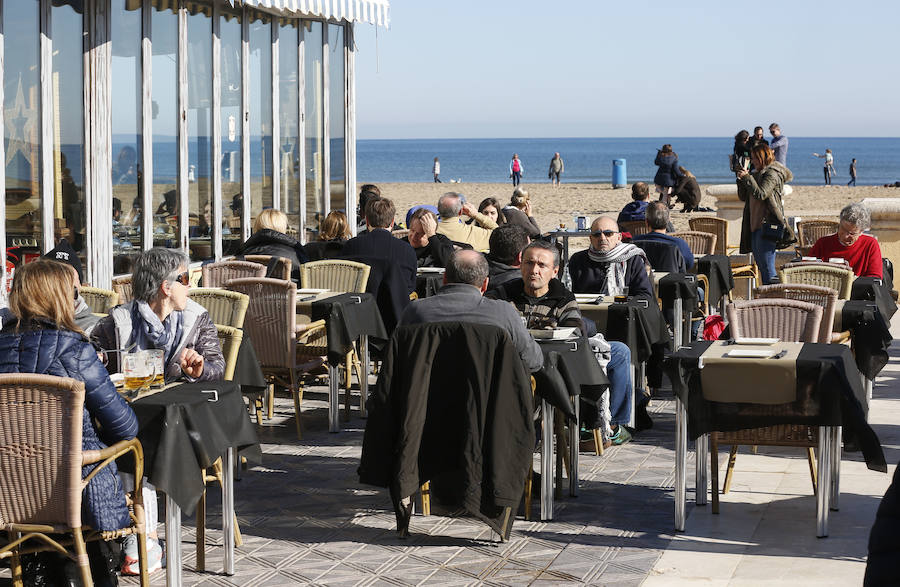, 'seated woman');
305,210,351,261
477,197,507,226
810,202,883,277
405,207,456,267
236,208,308,280
503,188,542,238
0,260,141,578
672,166,702,212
